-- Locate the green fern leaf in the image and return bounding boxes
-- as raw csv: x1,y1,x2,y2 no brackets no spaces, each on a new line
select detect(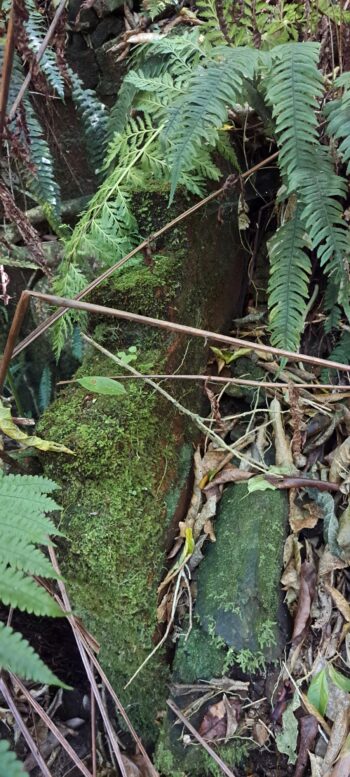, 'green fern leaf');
38,365,52,413
24,0,65,97
164,46,258,201
265,42,323,190
0,623,64,685
0,536,59,579
321,331,350,382
0,564,63,617
69,68,109,175
326,74,350,174
0,740,27,777
268,200,311,351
